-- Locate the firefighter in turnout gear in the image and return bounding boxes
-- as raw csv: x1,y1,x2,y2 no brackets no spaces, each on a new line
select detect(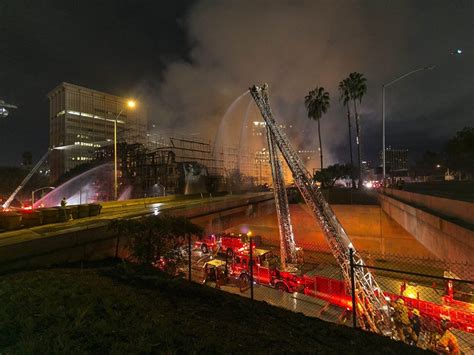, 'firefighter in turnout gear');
437,319,461,355
408,308,422,346
393,298,410,342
